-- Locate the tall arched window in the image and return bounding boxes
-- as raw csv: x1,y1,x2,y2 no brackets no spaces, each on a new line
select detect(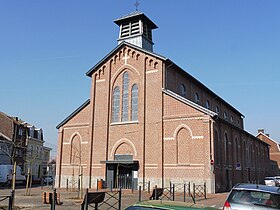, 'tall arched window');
206,100,210,109
122,72,129,121
195,92,200,103
112,86,120,122
224,133,229,165
131,84,138,121
180,84,186,97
